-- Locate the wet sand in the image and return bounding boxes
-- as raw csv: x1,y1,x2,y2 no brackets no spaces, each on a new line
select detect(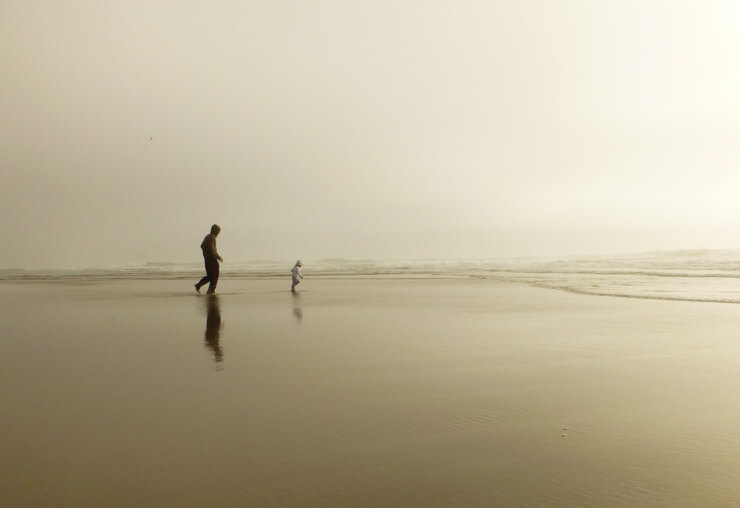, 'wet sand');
2,277,740,507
